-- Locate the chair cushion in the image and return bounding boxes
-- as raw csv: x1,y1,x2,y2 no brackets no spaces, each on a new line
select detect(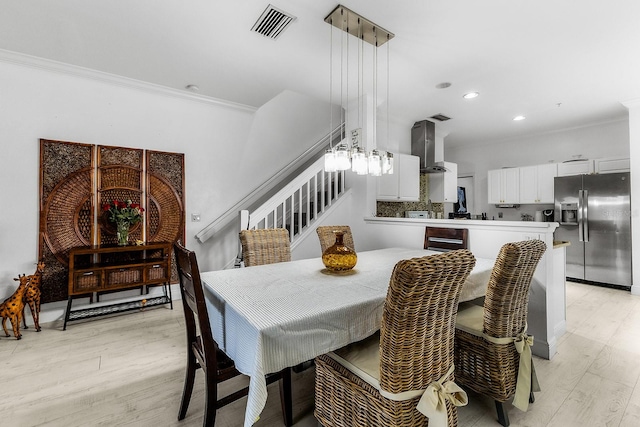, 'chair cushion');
328,332,382,392
455,304,484,336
